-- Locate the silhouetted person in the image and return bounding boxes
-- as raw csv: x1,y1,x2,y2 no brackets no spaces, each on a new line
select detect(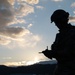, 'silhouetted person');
41,9,75,75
